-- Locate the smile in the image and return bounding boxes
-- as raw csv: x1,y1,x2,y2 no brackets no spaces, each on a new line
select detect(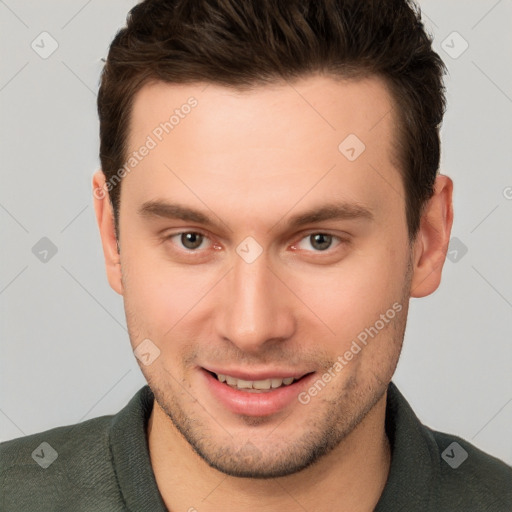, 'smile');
201,368,315,416
213,373,299,392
